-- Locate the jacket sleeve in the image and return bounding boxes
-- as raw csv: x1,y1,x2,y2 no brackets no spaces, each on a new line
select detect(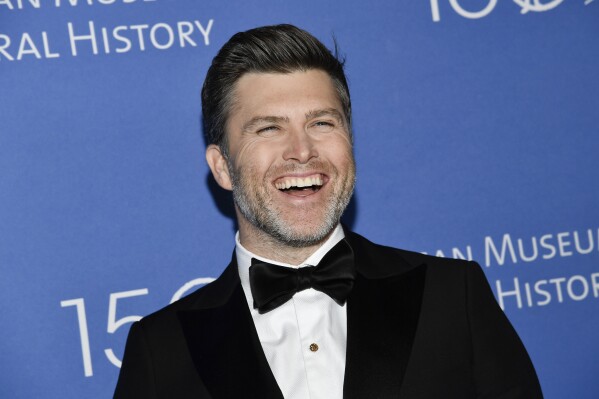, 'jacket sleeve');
466,262,543,398
113,321,158,399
